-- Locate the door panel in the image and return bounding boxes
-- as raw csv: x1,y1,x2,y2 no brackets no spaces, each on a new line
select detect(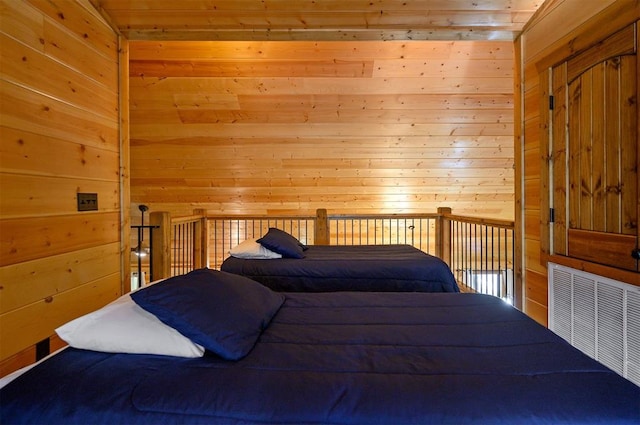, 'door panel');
551,24,638,272
568,229,637,271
